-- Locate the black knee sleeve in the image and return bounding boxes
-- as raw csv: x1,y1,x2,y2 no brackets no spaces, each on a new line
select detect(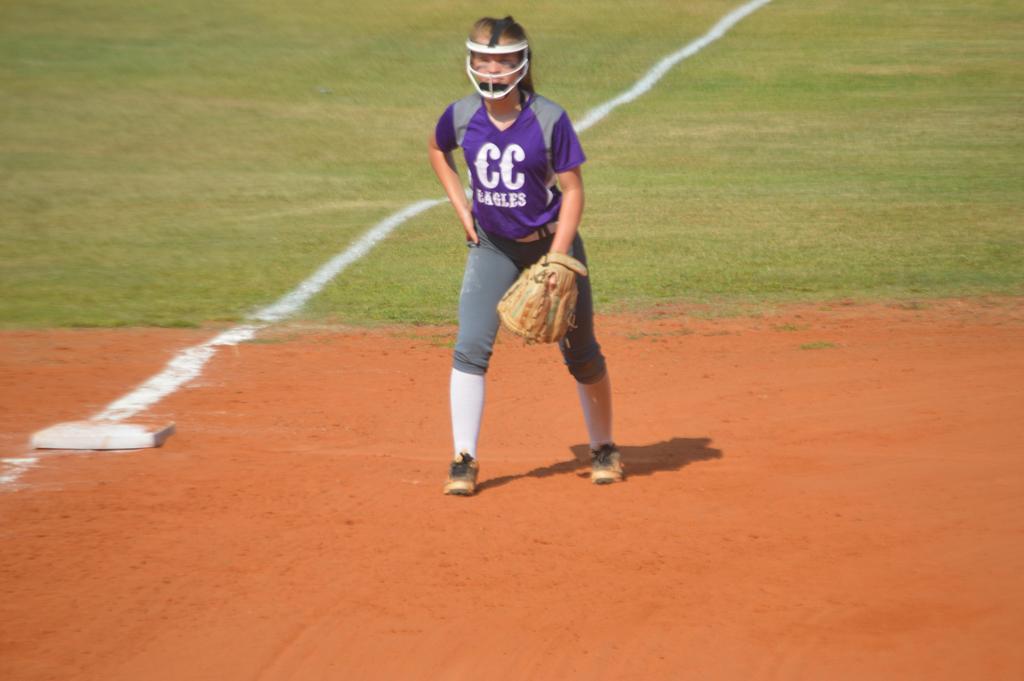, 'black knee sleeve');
567,352,607,384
